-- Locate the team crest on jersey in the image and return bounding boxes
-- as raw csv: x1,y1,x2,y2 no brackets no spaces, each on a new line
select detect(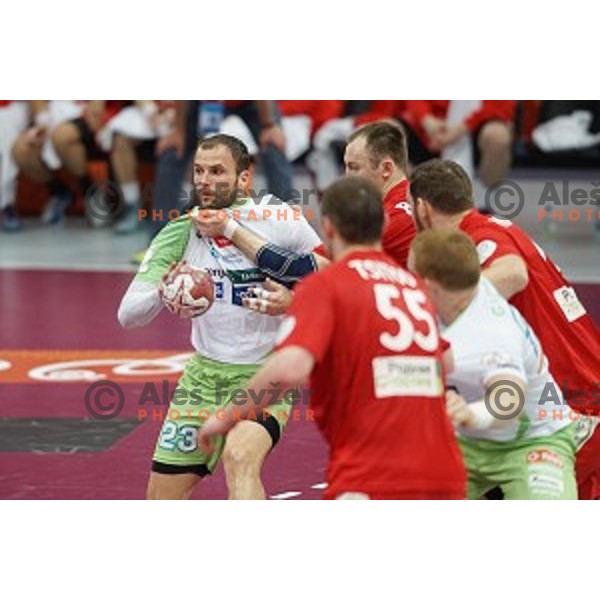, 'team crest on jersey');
213,236,233,249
